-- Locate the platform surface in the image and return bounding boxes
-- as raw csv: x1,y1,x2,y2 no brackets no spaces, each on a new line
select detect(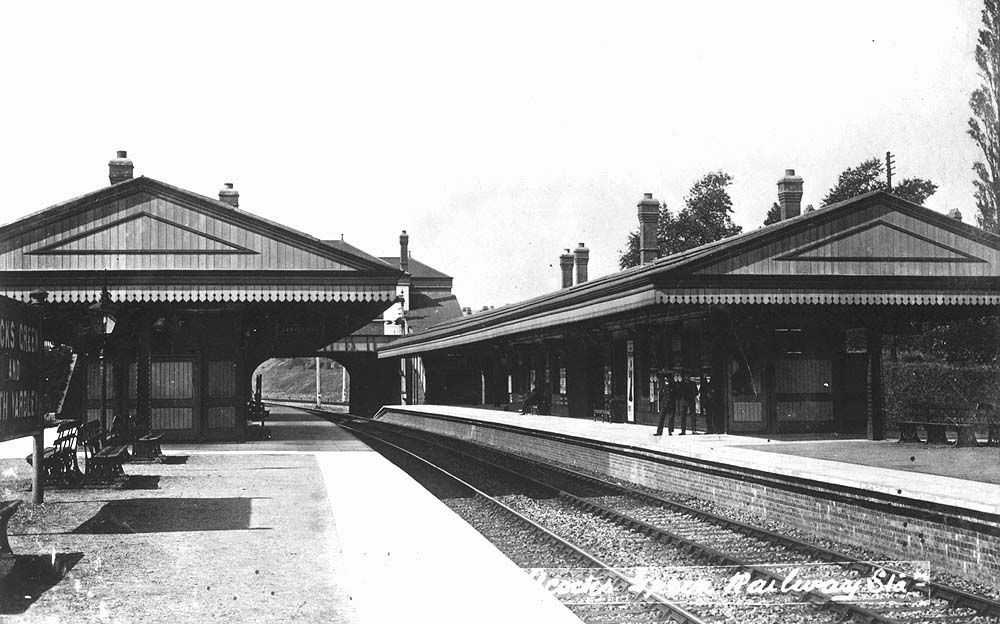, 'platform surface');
0,406,578,623
376,404,1000,517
